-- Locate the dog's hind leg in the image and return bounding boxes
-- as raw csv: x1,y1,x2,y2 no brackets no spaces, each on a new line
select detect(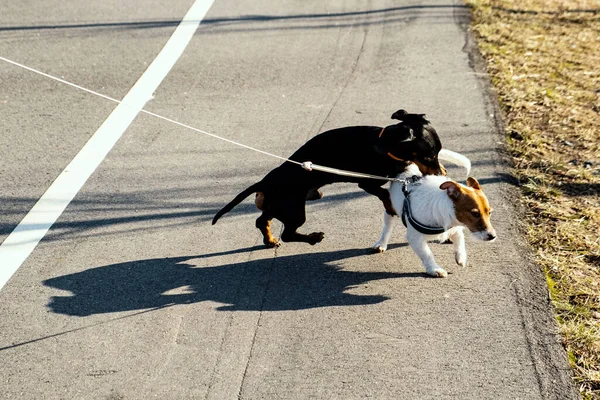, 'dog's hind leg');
278,202,324,245
281,225,325,245
256,212,280,248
